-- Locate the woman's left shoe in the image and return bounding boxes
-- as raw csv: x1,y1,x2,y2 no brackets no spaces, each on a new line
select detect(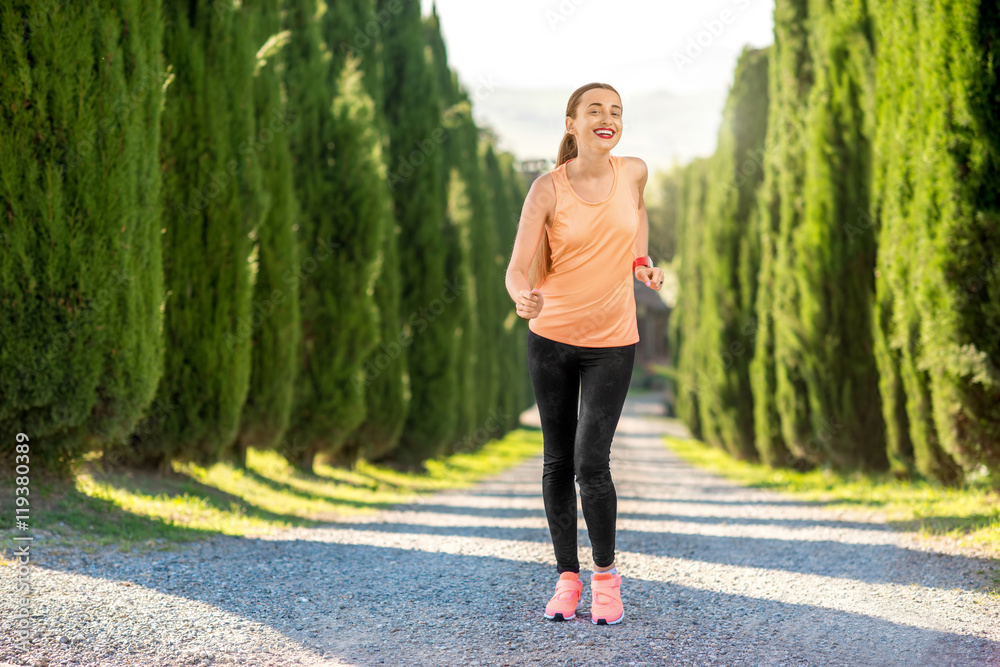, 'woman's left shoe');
590,571,624,625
